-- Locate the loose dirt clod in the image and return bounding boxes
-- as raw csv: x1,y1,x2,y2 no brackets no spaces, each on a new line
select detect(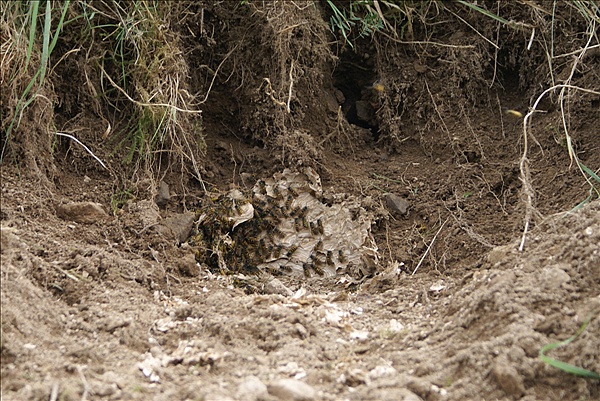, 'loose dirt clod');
267,379,316,401
491,356,526,397
55,202,108,224
237,376,269,401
